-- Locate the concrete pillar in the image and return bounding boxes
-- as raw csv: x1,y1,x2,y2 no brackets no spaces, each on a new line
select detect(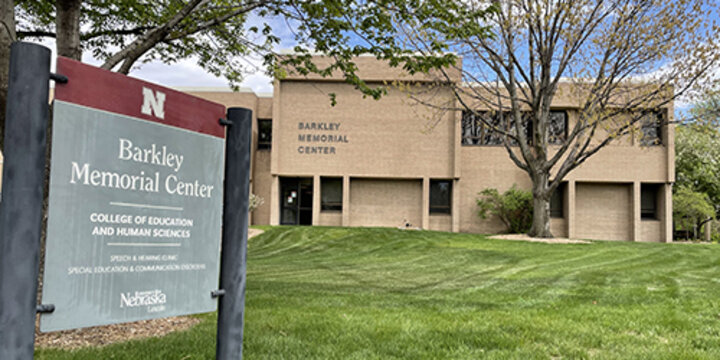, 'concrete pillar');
567,180,576,238
312,175,321,226
422,177,430,229
342,175,351,226
632,182,641,242
269,175,279,225
705,220,712,242
663,183,673,243
452,179,460,233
